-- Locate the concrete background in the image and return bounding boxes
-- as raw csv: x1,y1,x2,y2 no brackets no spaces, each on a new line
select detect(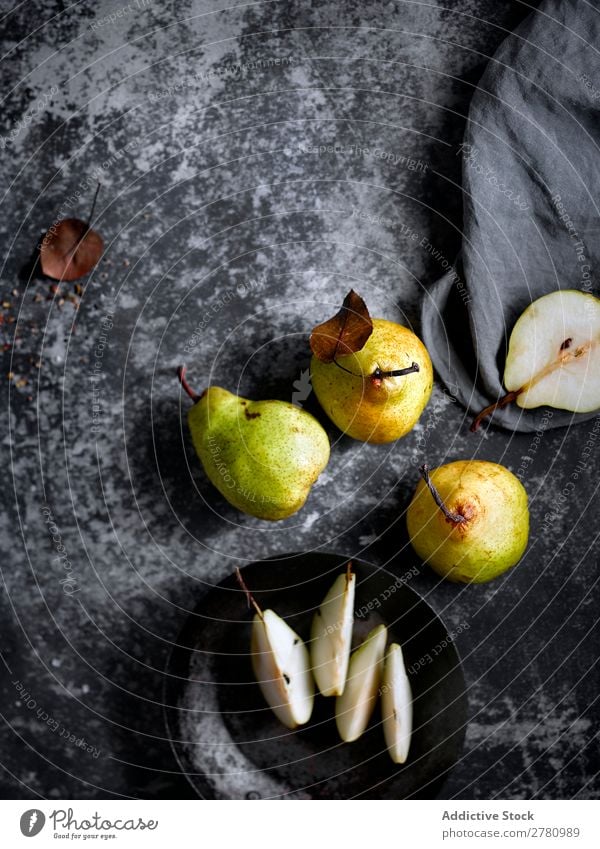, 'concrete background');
1,0,599,799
